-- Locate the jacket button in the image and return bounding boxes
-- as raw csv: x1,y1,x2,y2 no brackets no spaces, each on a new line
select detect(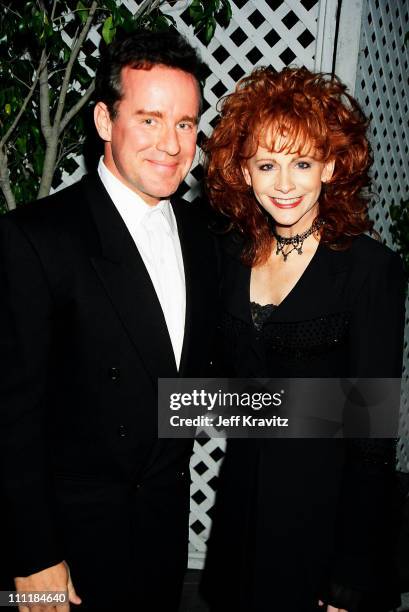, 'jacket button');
109,367,120,382
118,424,127,437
